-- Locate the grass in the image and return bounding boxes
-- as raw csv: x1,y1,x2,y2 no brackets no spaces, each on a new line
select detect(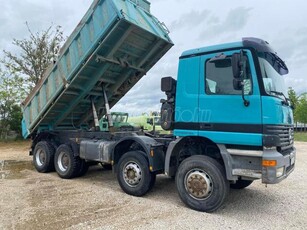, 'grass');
294,132,307,142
